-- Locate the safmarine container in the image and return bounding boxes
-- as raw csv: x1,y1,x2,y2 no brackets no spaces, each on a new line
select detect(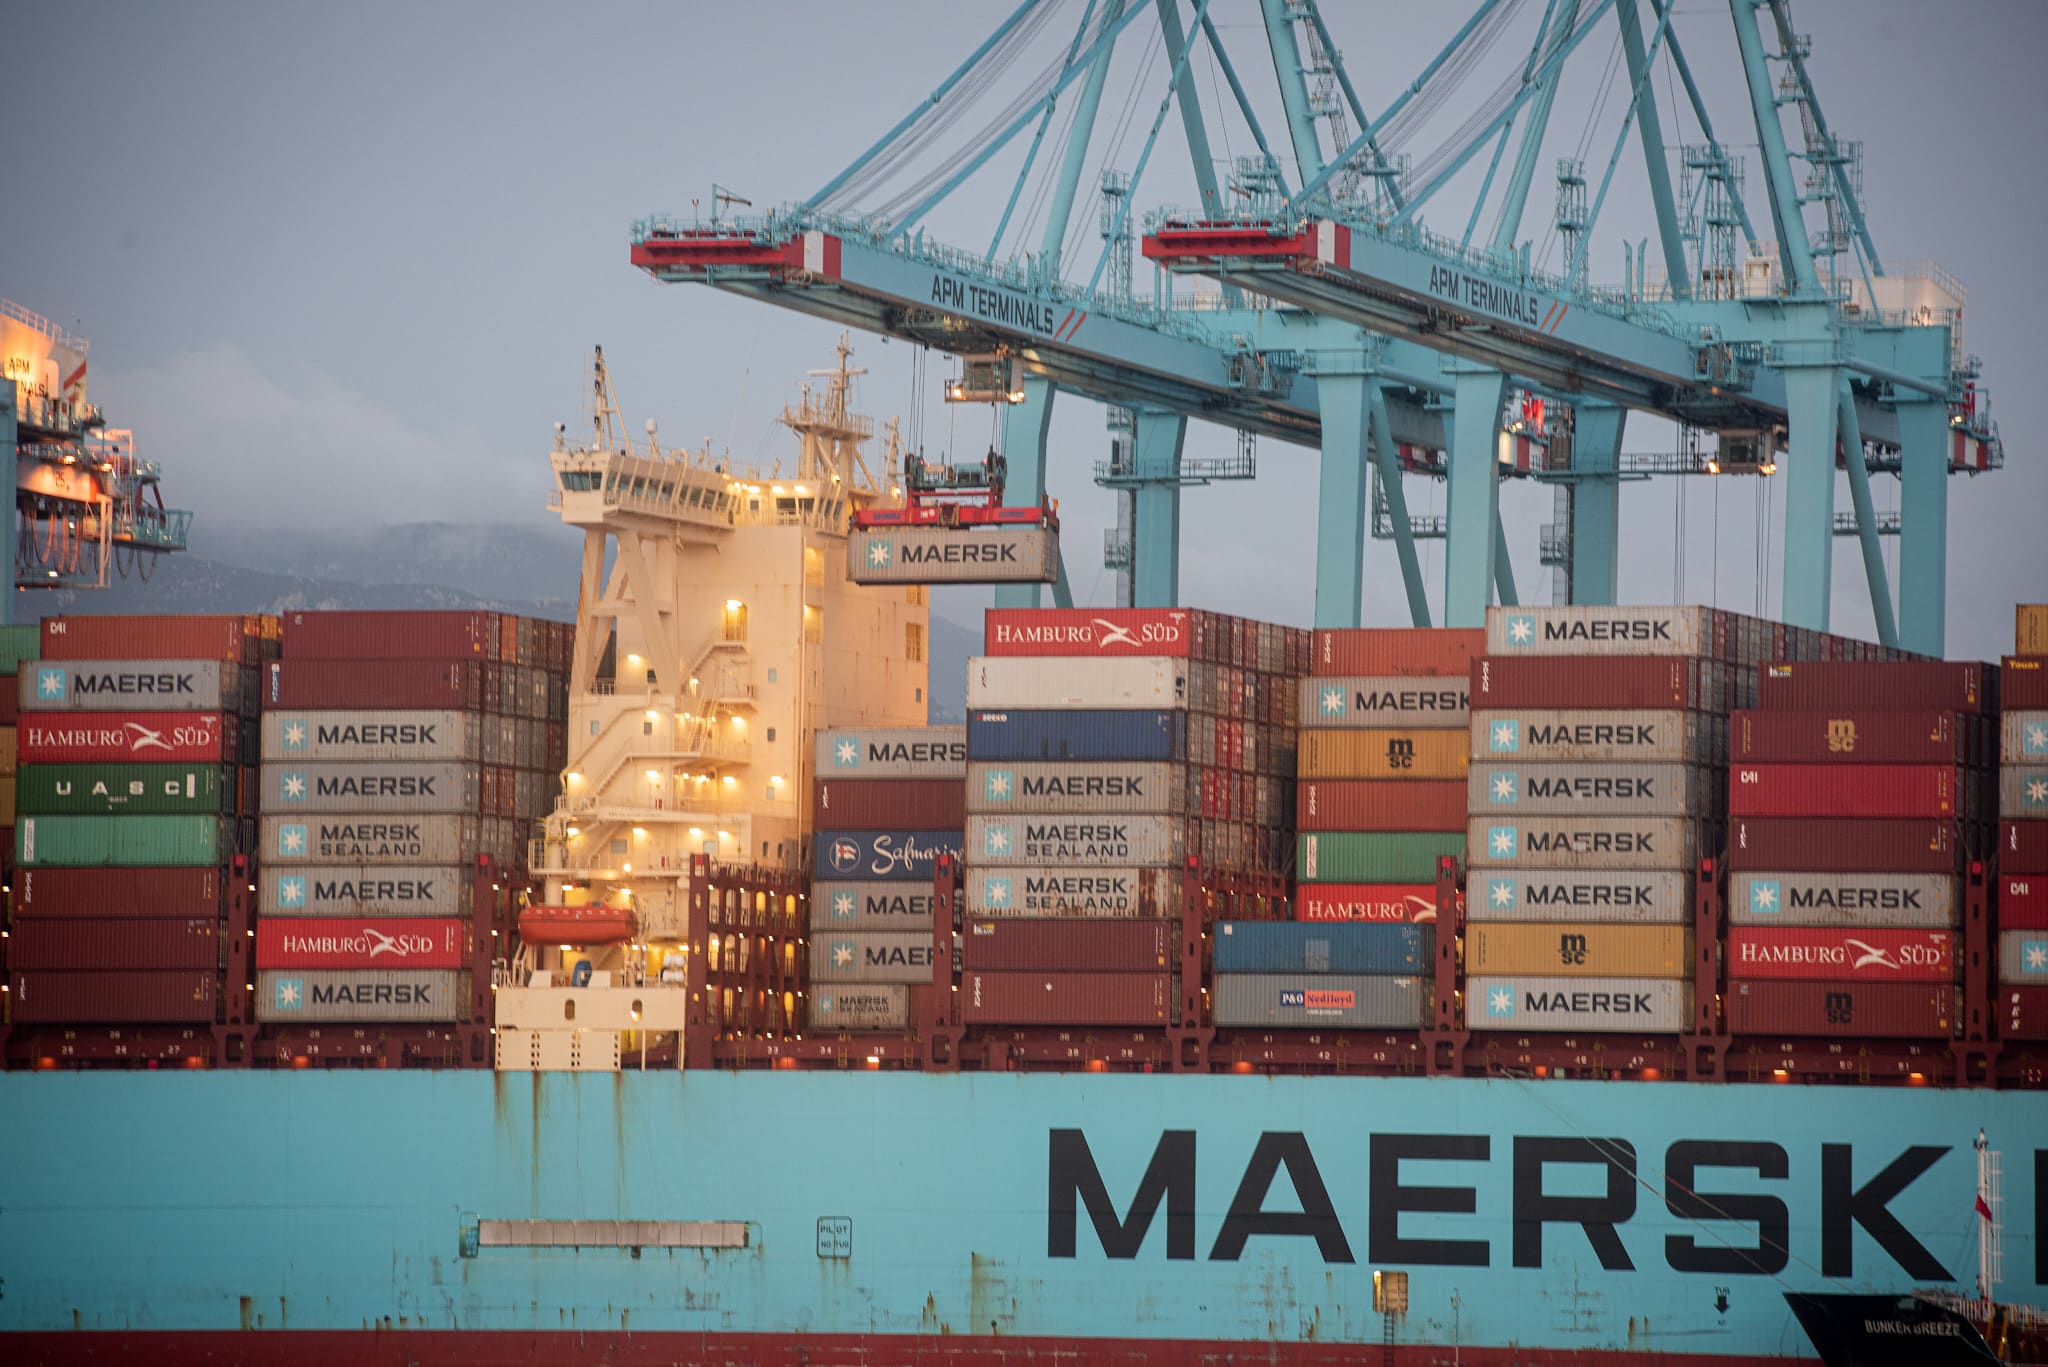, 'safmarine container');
1297,729,1468,779
6,917,219,971
11,866,224,918
259,710,487,762
264,660,486,711
813,829,964,884
281,609,500,660
1470,709,1722,763
966,656,1188,709
960,919,1174,973
966,761,1188,815
8,969,218,1023
1484,605,1731,658
1472,656,1735,711
810,880,938,932
17,815,234,868
260,814,484,866
1294,883,1445,923
966,709,1187,762
40,613,275,665
1465,869,1693,923
2004,712,2048,764
1726,980,1955,1038
808,985,909,1031
1729,817,1961,873
1296,779,1464,832
19,711,231,764
983,607,1200,658
1467,976,1690,1032
14,763,230,816
2003,875,2048,930
1728,927,1954,983
1730,764,1961,819
809,931,939,984
1467,763,1713,817
255,917,469,970
1211,975,1425,1028
1464,816,1707,871
2004,821,2048,873
1298,832,1465,884
1213,921,1428,975
965,814,1187,867
1756,661,1989,714
1299,675,1469,729
963,866,1183,918
1734,710,1973,766
1999,931,2048,984
261,762,484,814
1465,923,1691,977
848,525,1058,584
812,778,964,830
959,970,1172,1026
19,660,248,713
1311,628,1483,677
255,969,471,1022
260,865,476,919
2001,769,2048,820
1727,872,1958,927
814,726,969,778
